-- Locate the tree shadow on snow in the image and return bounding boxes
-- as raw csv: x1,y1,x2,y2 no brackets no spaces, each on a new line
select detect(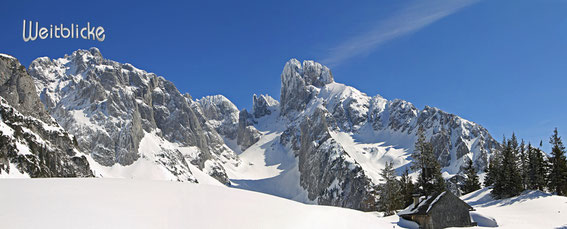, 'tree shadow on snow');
476,190,552,208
